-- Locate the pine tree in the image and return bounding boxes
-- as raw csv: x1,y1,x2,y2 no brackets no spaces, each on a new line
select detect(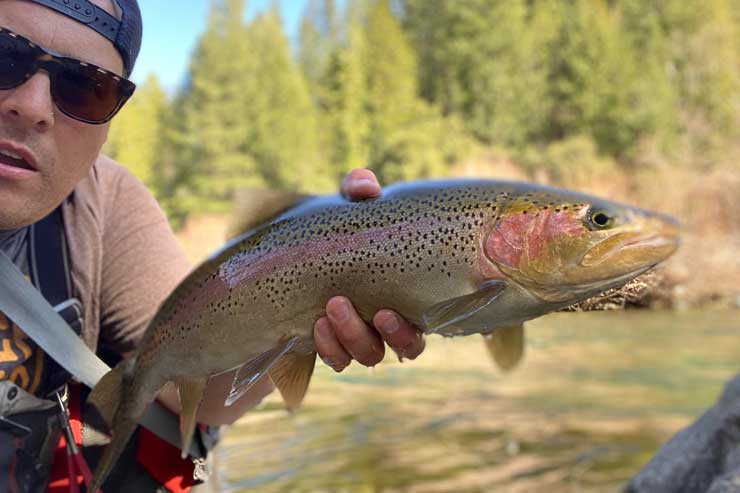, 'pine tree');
298,0,339,98
545,0,651,156
363,0,428,181
402,0,558,148
246,7,328,192
320,17,371,176
104,74,169,191
177,0,262,213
